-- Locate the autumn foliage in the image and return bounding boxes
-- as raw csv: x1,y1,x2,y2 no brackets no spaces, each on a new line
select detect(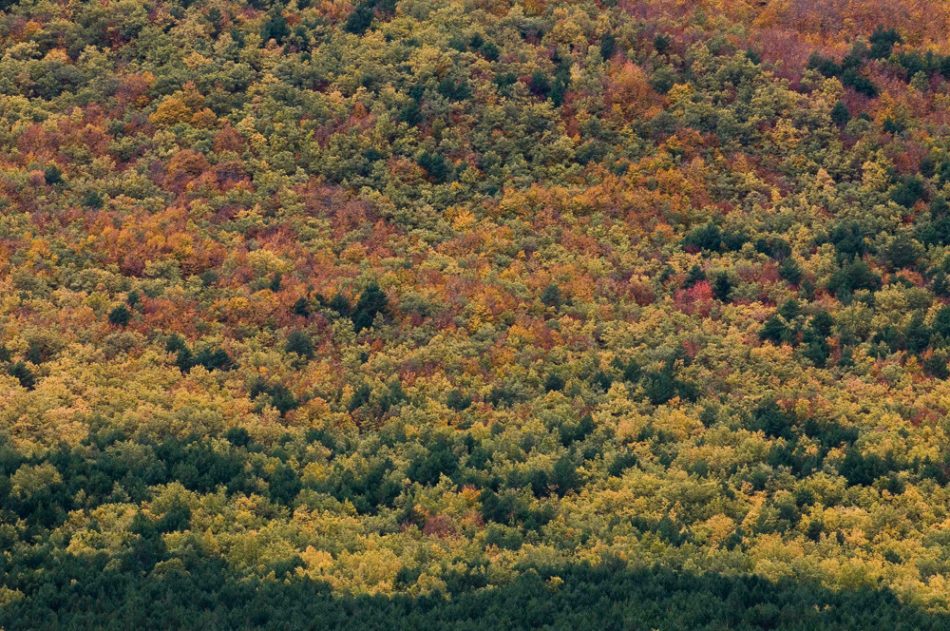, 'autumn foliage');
0,0,949,628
